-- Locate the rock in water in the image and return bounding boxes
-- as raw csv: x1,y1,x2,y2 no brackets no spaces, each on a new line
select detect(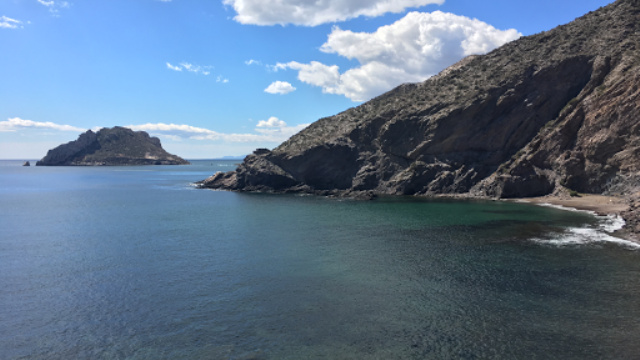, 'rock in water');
201,0,640,202
36,127,189,166
22,161,30,166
